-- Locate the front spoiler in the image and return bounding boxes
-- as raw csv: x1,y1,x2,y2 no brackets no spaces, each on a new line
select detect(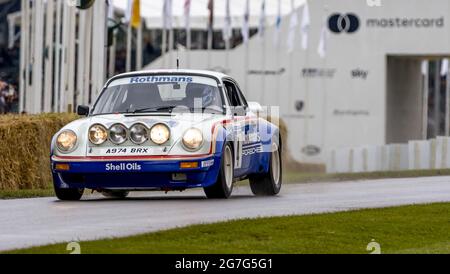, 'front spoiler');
51,154,222,189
